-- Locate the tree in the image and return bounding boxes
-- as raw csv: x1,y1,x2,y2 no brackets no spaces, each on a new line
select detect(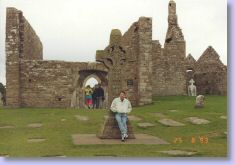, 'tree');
0,83,6,106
